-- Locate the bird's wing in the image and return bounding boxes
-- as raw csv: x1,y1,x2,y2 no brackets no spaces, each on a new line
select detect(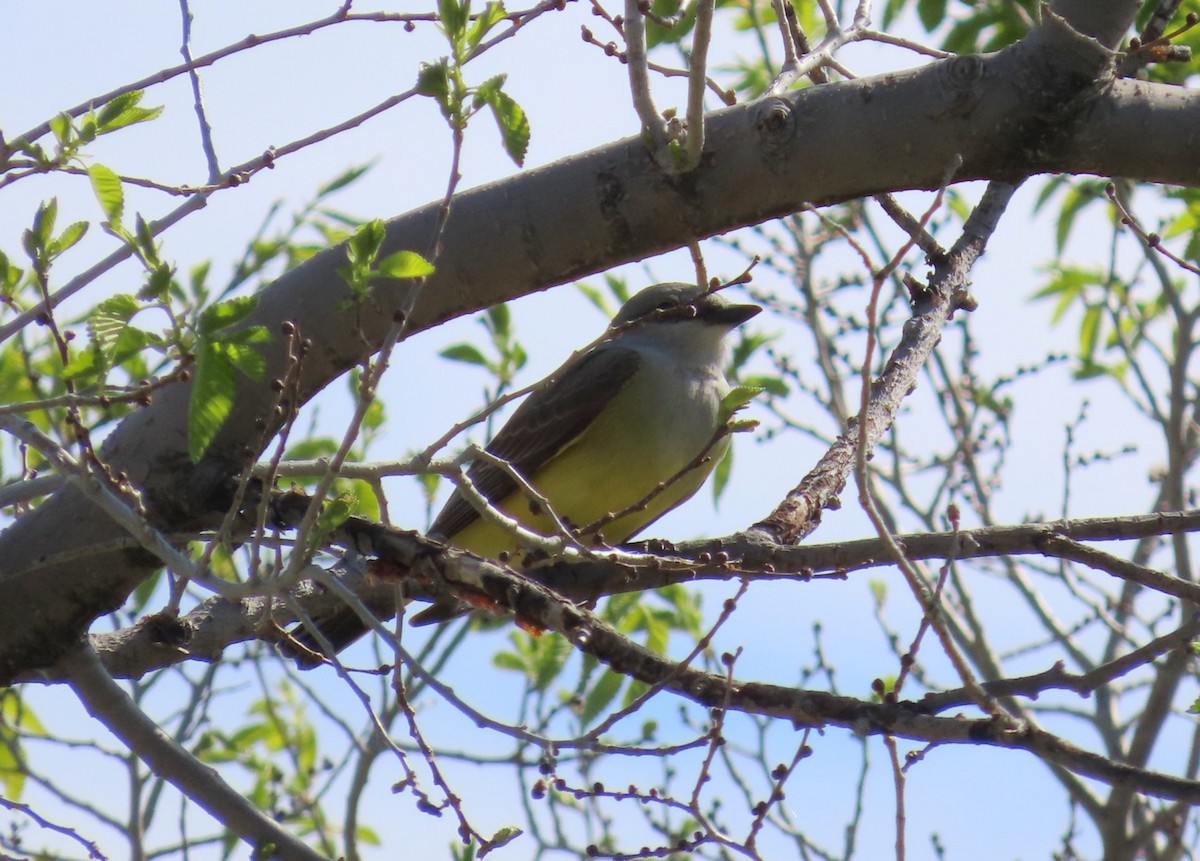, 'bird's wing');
430,343,643,540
